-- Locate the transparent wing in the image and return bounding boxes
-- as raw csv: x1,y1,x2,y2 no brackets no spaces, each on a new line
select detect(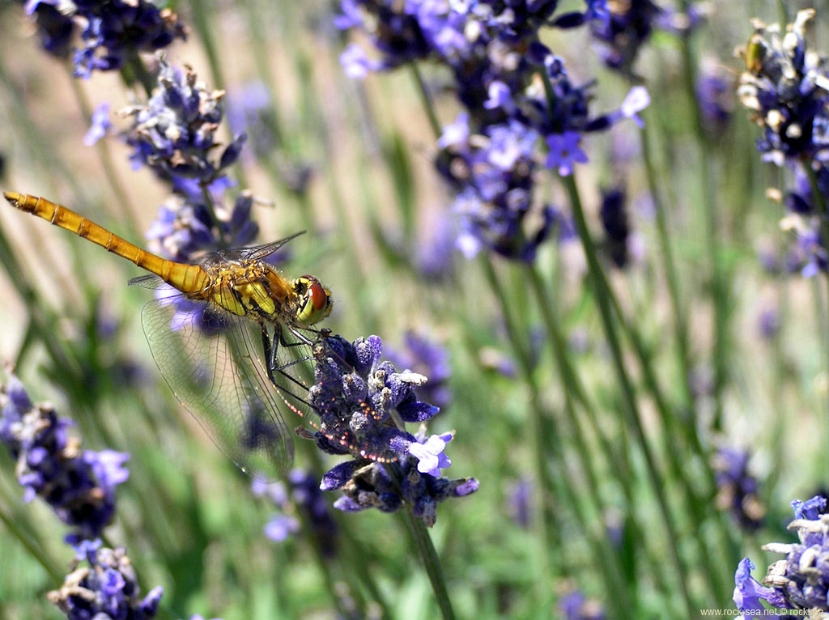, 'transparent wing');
141,295,294,482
